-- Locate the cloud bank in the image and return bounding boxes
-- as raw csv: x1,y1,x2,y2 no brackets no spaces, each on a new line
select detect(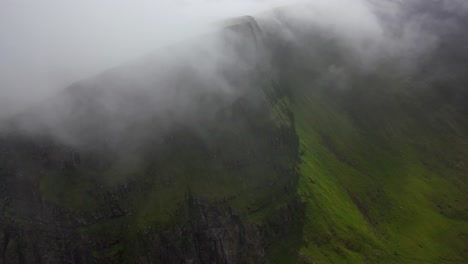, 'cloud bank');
1,0,467,134
0,0,293,118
